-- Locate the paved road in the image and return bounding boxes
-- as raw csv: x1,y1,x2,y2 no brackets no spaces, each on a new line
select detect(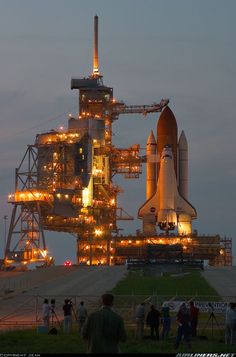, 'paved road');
33,265,126,296
0,265,126,326
201,266,236,301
